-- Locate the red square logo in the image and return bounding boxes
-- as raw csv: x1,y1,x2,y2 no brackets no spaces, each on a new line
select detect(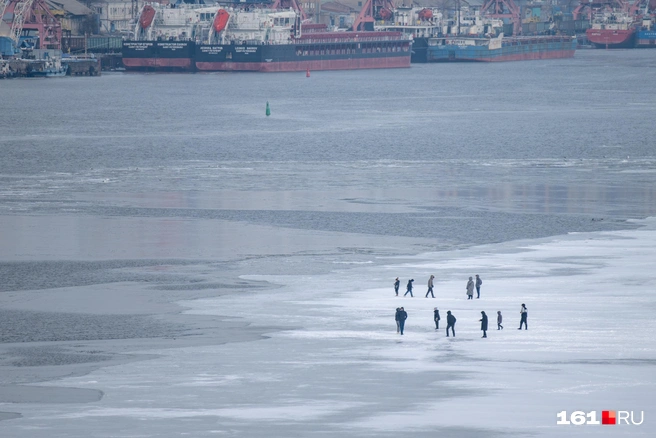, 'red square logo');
602,411,616,425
